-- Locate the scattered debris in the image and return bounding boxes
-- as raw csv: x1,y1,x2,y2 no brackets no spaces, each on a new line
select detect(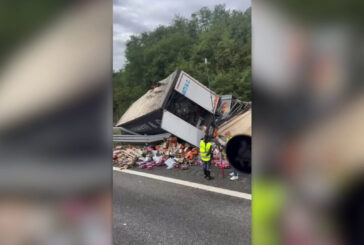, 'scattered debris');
113,137,230,171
